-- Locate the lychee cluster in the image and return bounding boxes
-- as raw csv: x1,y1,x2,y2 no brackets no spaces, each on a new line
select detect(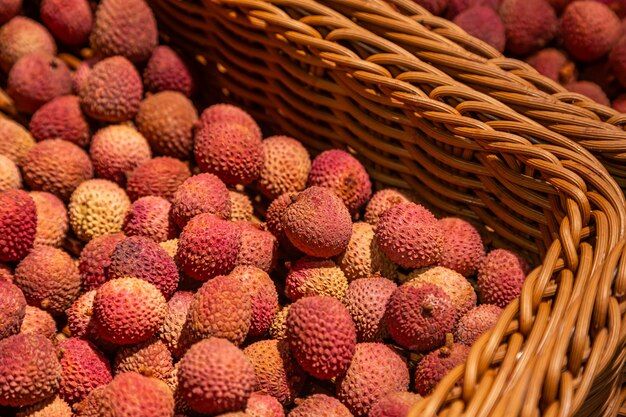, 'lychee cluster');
0,0,531,415
413,0,626,110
